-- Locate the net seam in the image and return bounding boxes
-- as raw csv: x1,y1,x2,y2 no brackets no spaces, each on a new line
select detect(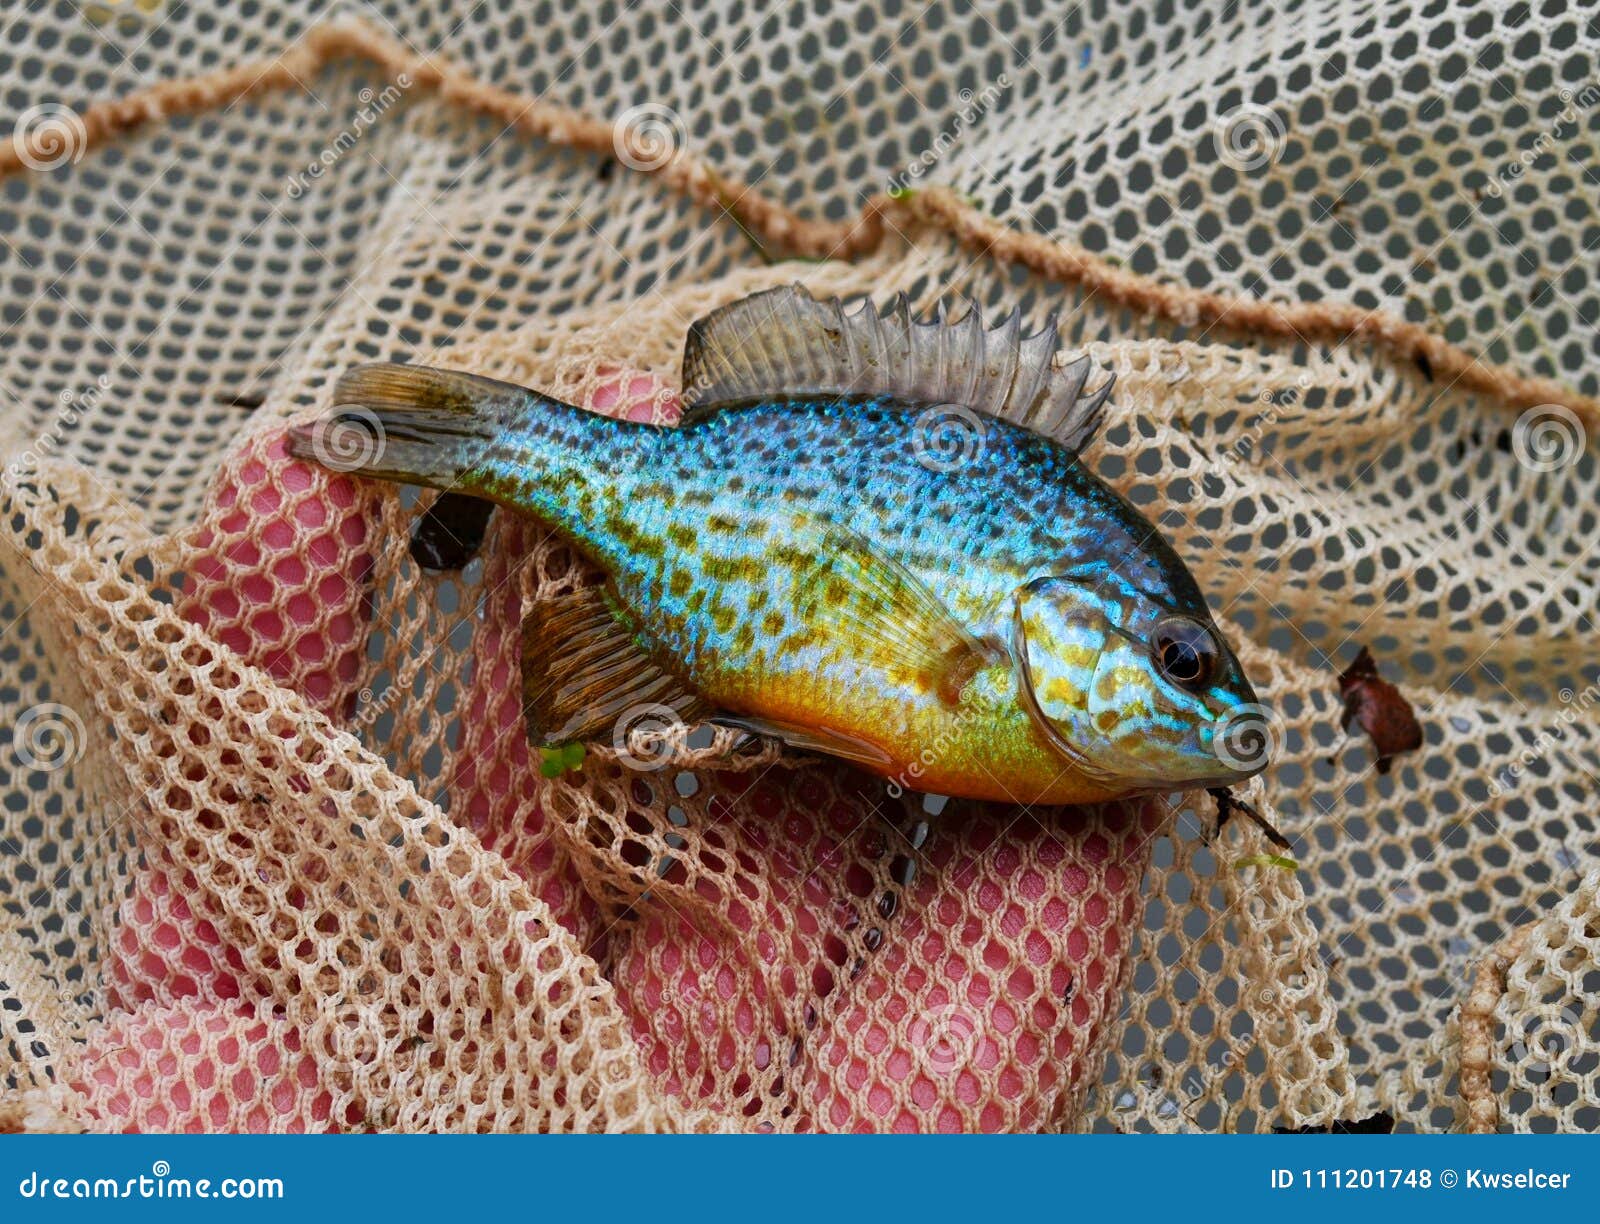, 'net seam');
1457,919,1535,1135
